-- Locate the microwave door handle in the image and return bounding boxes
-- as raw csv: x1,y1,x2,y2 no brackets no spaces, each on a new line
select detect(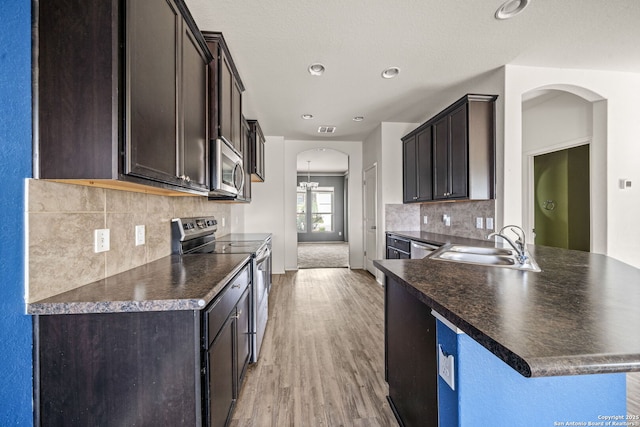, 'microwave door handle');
234,161,245,192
